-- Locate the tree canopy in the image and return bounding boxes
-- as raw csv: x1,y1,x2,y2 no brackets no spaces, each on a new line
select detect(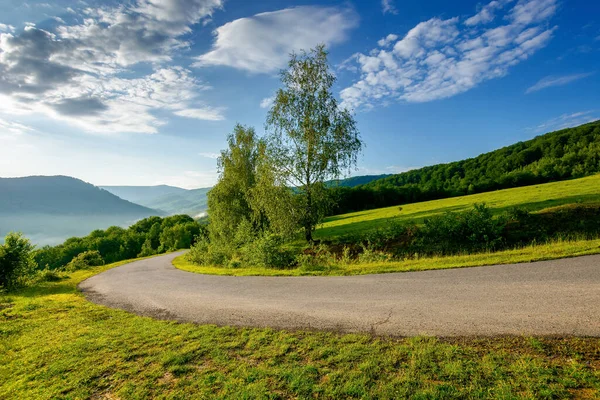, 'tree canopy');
265,45,363,241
